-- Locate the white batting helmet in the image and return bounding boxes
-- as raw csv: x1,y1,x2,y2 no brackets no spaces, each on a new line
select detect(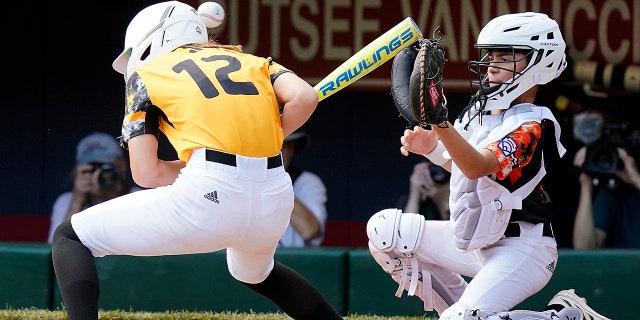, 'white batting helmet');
112,1,208,82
